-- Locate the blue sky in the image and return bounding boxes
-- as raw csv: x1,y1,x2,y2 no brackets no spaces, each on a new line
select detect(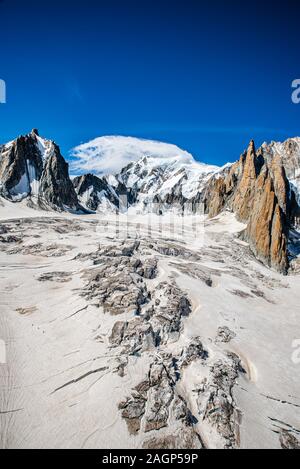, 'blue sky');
0,0,299,167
